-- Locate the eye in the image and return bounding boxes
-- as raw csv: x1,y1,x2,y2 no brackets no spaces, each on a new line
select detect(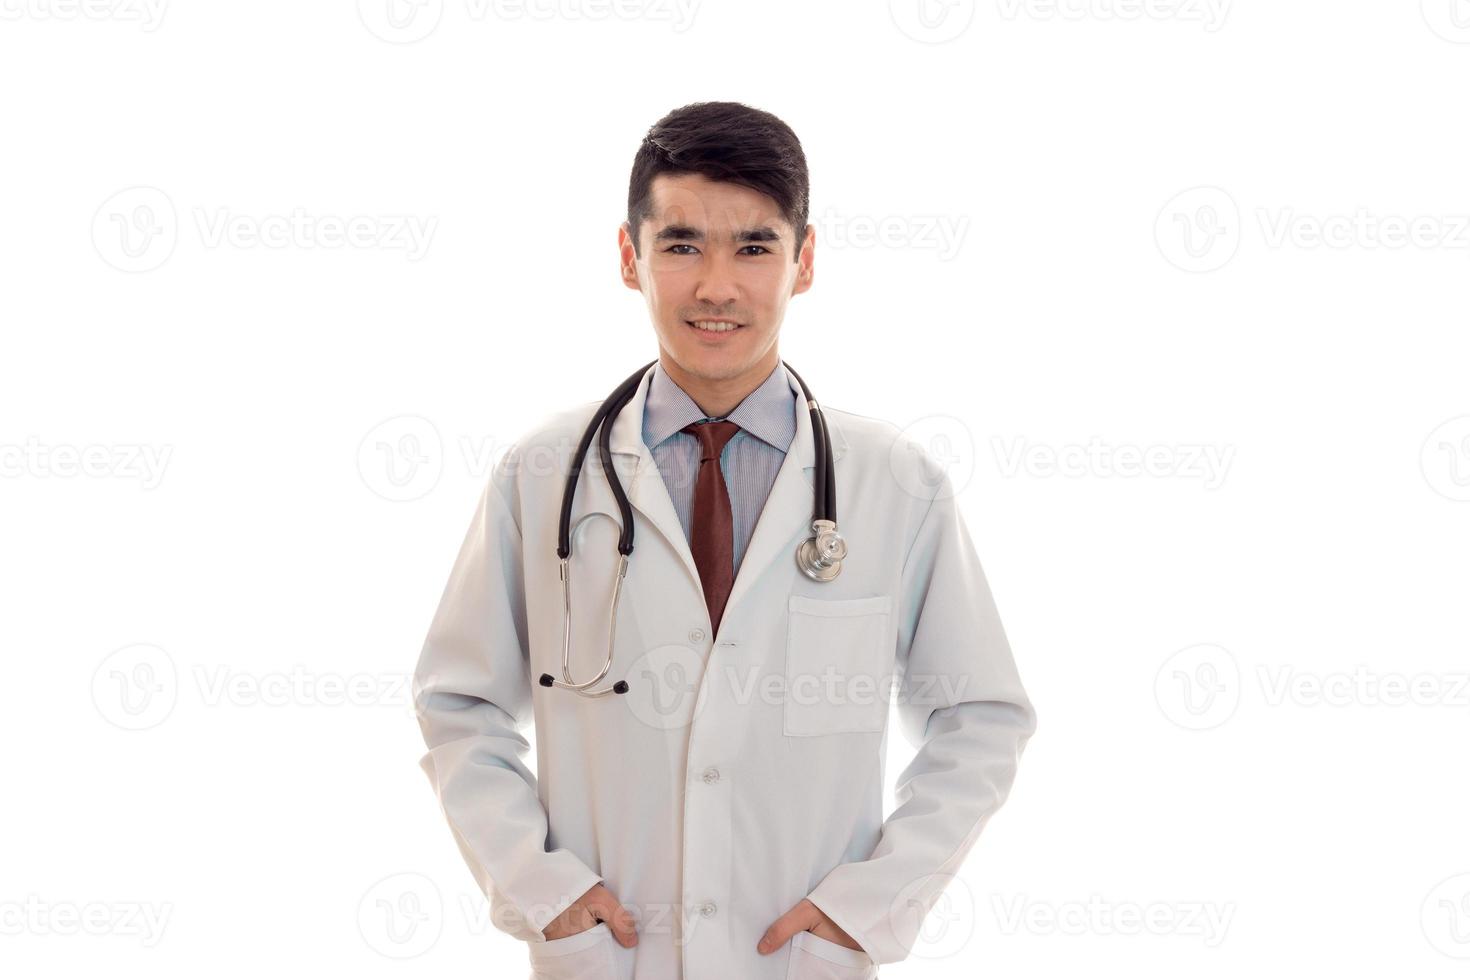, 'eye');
665,244,698,255
739,246,772,256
